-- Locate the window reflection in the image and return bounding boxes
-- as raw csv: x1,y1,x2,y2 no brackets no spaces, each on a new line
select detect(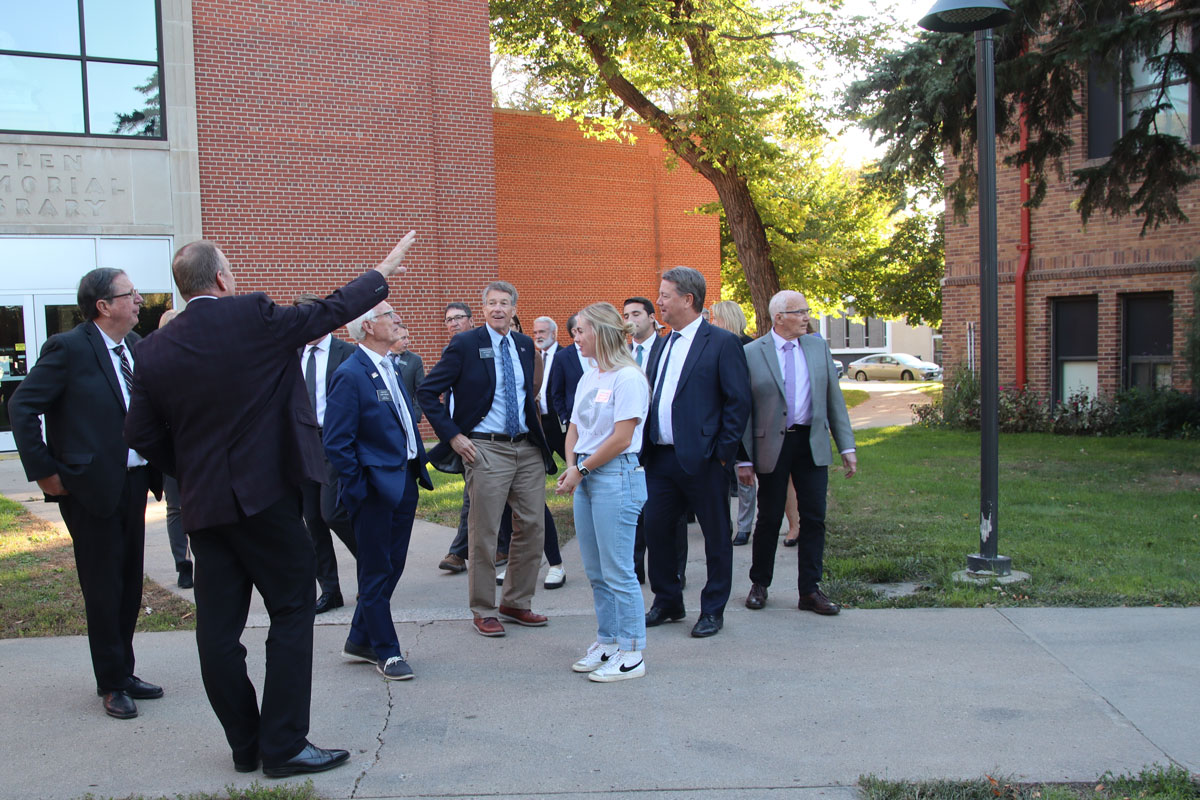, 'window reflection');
87,63,159,136
0,1,80,55
0,55,85,133
134,293,173,338
83,0,158,61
